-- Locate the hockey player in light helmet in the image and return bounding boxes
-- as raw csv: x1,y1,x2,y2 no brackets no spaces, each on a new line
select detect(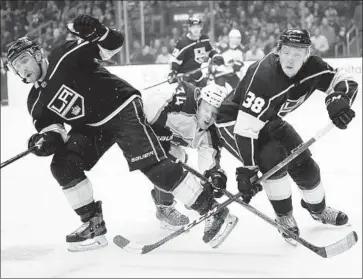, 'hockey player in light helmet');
196,83,228,130
228,29,242,49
